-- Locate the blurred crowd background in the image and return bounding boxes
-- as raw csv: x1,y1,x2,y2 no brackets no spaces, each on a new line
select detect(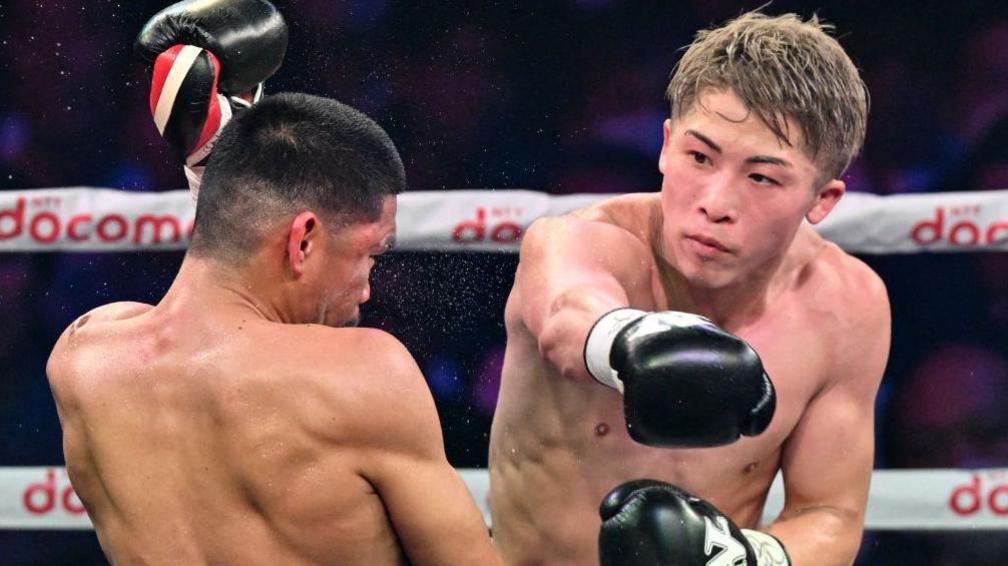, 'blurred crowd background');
2,0,1008,563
